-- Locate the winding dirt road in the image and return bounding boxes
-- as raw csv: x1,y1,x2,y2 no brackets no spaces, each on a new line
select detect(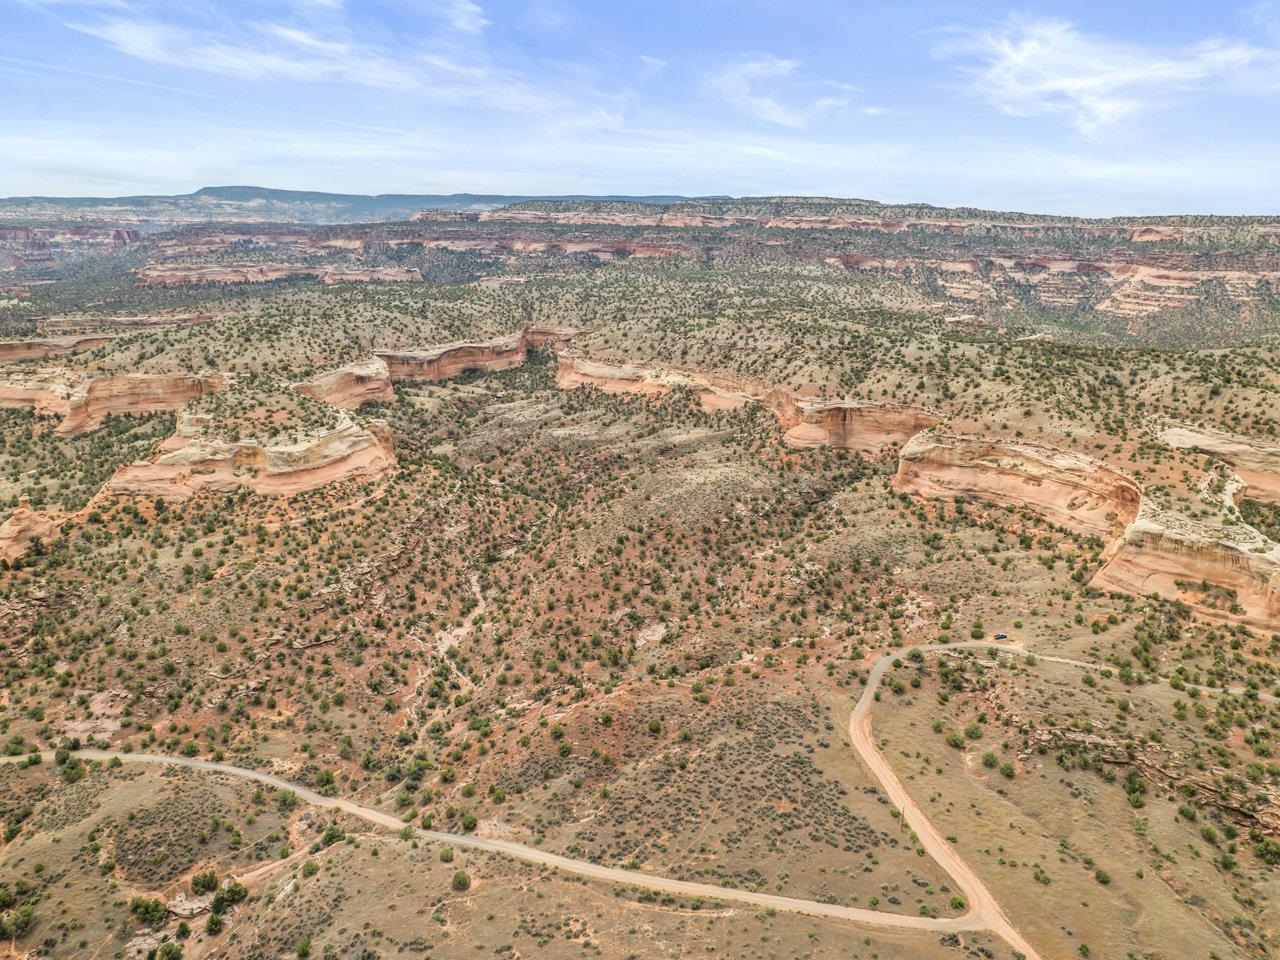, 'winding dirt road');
2,642,1068,957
